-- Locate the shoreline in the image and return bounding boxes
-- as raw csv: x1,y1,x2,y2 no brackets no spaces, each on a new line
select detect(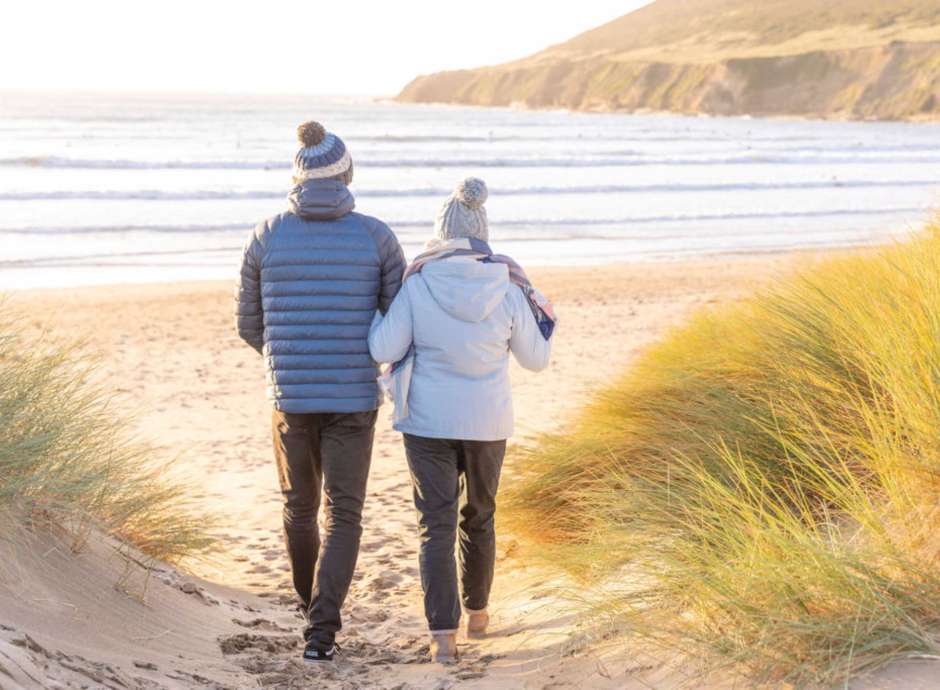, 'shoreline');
388,95,935,124
6,242,874,294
